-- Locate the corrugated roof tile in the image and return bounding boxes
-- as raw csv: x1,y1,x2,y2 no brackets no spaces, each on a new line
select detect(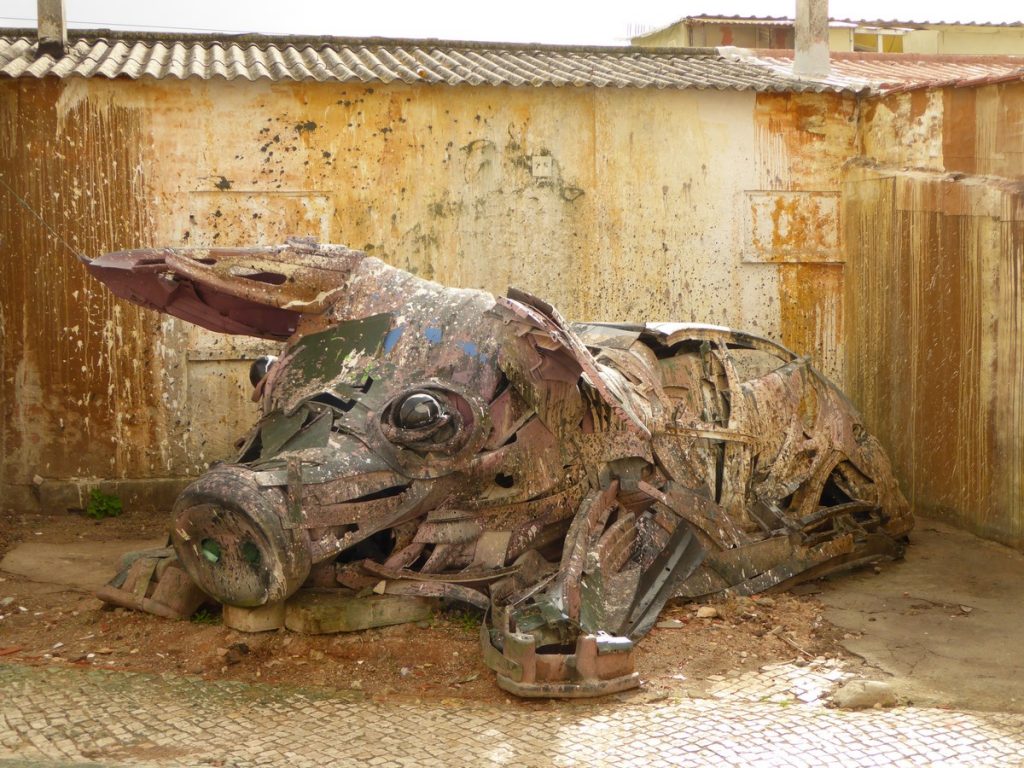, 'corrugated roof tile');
0,30,857,93
317,47,353,81
13,32,1015,94
741,50,1024,93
